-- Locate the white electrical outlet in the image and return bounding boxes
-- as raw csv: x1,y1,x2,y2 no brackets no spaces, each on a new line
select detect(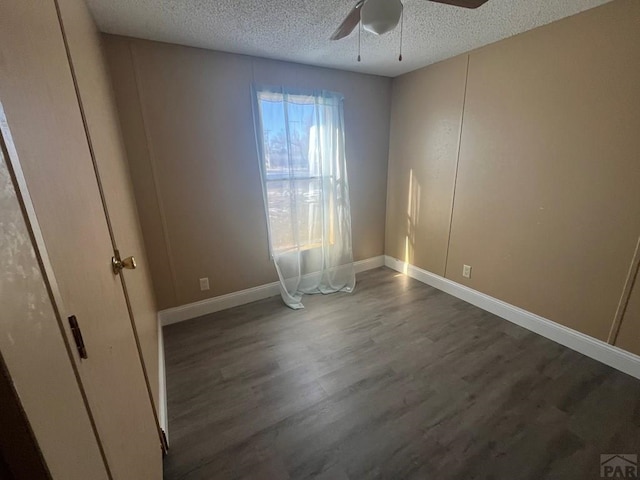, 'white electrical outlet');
199,277,210,291
462,265,472,279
